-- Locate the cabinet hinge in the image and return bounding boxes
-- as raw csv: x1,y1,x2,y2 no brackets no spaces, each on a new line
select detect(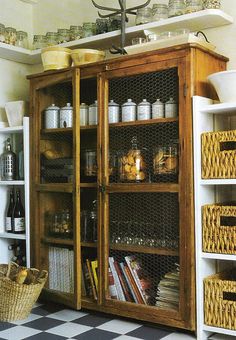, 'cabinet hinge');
184,83,187,97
